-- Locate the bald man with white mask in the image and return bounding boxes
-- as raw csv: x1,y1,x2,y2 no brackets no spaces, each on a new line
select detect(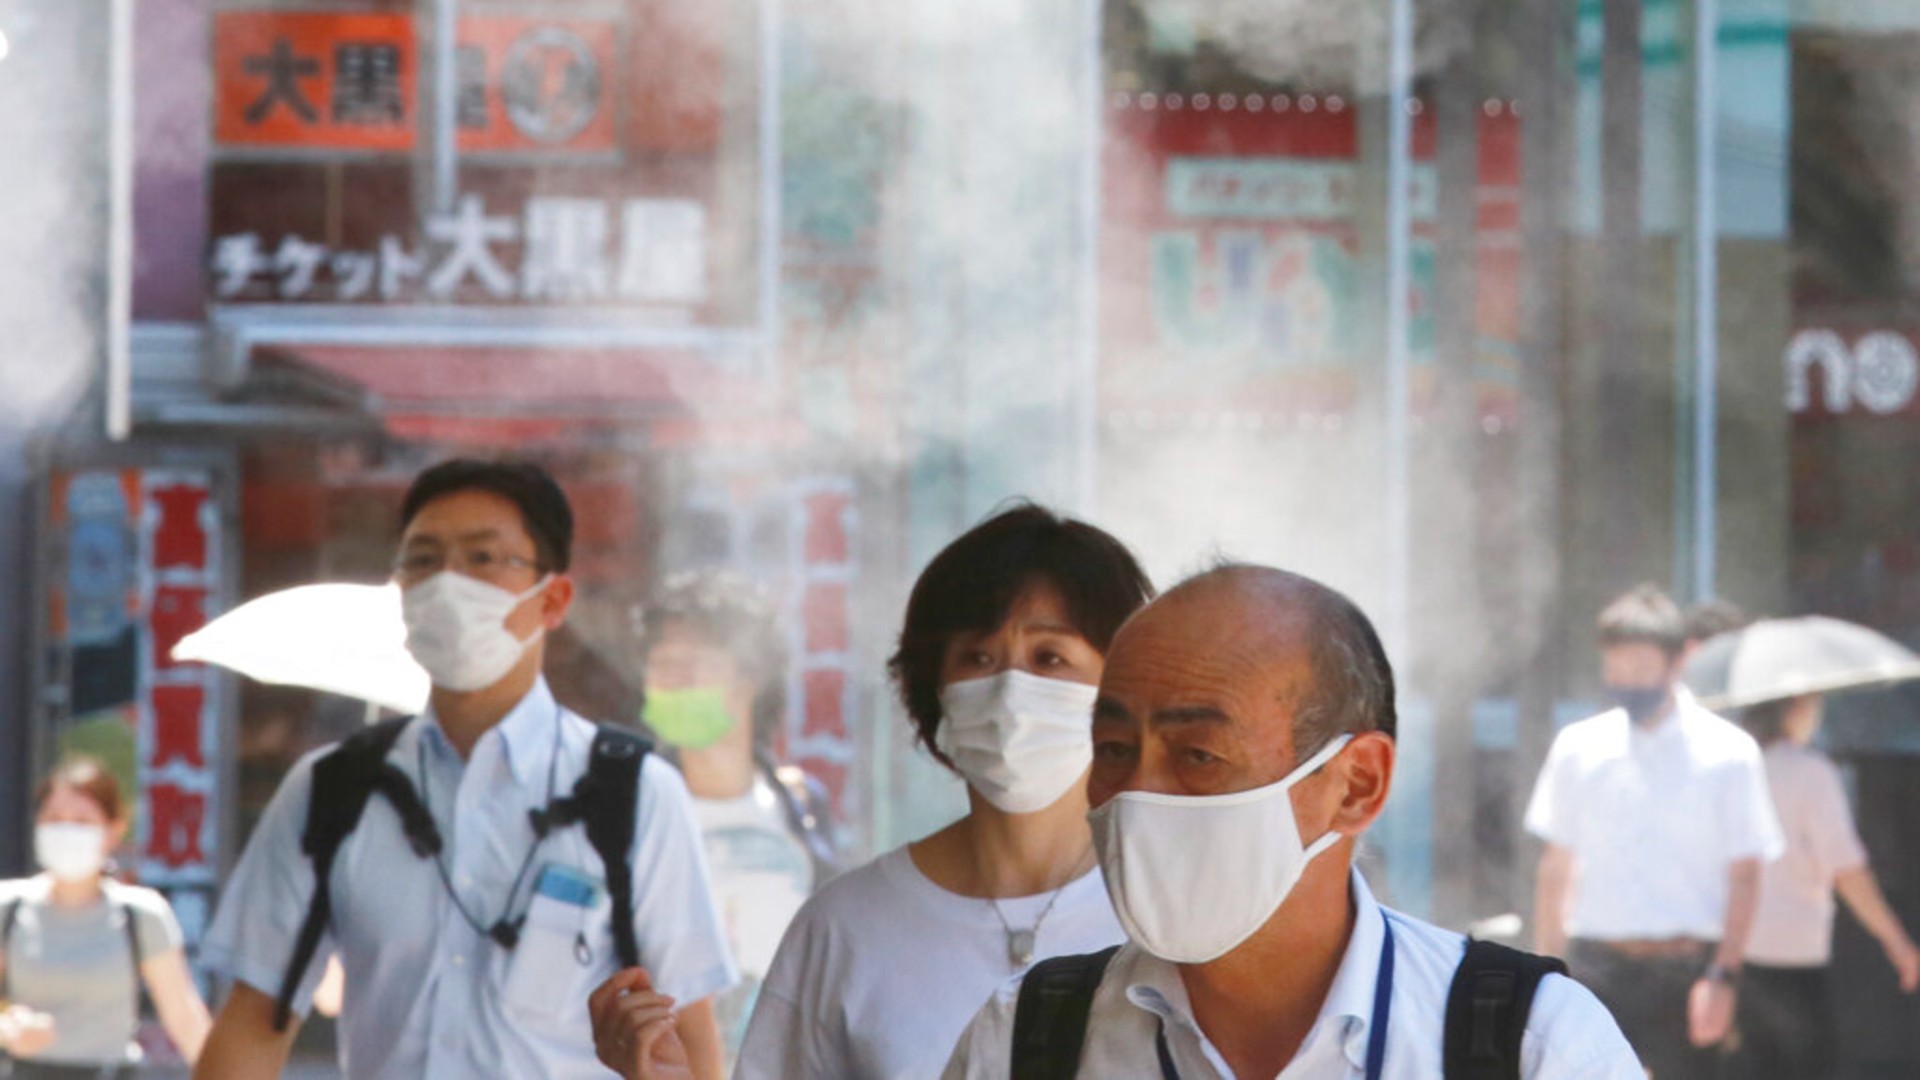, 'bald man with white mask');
944,565,1642,1079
